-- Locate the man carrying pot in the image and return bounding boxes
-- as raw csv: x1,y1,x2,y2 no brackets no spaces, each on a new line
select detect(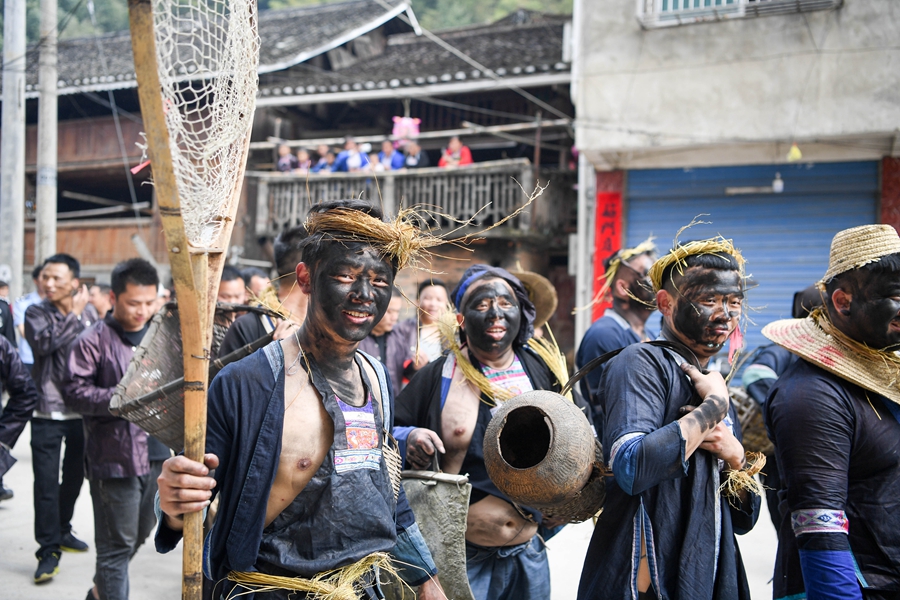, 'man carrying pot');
763,224,900,600
577,237,760,600
395,264,568,600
